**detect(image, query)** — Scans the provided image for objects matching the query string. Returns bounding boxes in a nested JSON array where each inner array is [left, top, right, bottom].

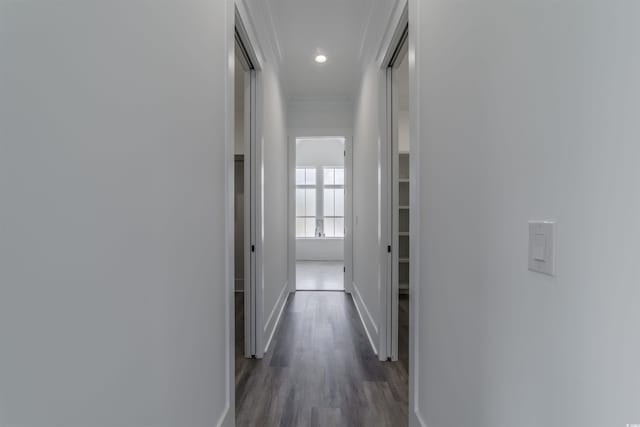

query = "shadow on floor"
[[235, 291, 408, 426]]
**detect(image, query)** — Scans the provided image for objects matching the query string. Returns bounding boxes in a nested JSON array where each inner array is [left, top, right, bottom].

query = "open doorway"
[[378, 6, 409, 365], [387, 24, 409, 365], [234, 13, 260, 363], [234, 45, 249, 361], [394, 44, 410, 371], [295, 137, 346, 291]]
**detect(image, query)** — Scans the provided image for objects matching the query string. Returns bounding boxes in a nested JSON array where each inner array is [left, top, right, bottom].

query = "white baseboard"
[[216, 404, 233, 427], [411, 408, 427, 427], [263, 281, 289, 353], [351, 282, 378, 355]]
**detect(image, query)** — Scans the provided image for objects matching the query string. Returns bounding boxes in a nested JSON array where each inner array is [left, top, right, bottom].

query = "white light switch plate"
[[528, 221, 555, 276]]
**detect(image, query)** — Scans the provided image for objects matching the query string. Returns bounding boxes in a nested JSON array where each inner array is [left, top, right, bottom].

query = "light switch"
[[528, 221, 555, 276], [533, 233, 546, 261]]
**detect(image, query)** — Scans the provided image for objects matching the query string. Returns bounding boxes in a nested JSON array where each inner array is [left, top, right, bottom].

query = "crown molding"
[[357, 0, 405, 69], [237, 0, 283, 71], [375, 0, 408, 66]]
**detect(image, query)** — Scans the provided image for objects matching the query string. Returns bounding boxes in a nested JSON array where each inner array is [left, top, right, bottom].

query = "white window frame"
[[295, 166, 345, 239], [295, 167, 318, 238], [321, 166, 345, 238]]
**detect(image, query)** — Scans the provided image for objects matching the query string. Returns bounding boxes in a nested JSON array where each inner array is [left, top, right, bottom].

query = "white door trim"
[[375, 0, 426, 424], [344, 136, 354, 295], [287, 131, 354, 294], [235, 3, 266, 360], [376, 2, 409, 362], [407, 0, 422, 423]]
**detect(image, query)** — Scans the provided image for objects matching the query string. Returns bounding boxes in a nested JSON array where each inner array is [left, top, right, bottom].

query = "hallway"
[[235, 292, 408, 426]]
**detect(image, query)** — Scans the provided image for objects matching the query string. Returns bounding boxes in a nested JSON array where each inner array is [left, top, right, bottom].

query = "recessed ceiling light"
[[314, 54, 327, 64]]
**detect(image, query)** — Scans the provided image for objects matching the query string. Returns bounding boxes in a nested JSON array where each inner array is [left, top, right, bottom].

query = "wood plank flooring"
[[296, 261, 344, 291], [235, 292, 409, 426]]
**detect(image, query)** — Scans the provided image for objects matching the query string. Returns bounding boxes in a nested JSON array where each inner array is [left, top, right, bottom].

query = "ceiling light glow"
[[314, 54, 327, 63]]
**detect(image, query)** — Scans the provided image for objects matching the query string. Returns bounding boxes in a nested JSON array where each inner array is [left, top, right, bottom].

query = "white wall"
[[411, 1, 640, 426], [288, 99, 353, 133], [399, 111, 410, 153], [235, 55, 245, 155], [296, 138, 345, 167], [351, 63, 383, 351], [260, 63, 290, 351], [297, 240, 344, 262], [0, 1, 234, 426]]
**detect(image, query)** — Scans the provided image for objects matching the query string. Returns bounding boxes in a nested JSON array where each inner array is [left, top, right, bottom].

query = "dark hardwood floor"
[[235, 292, 409, 426]]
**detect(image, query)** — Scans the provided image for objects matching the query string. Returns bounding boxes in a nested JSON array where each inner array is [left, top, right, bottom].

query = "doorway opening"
[[379, 5, 409, 365], [392, 41, 410, 371], [295, 137, 346, 291], [234, 12, 260, 364]]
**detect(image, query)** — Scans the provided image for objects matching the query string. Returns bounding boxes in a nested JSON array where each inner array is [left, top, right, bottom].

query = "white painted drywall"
[[411, 1, 640, 426], [296, 138, 345, 167], [398, 111, 409, 153], [288, 99, 353, 133], [0, 1, 233, 426], [398, 45, 410, 154], [260, 63, 289, 350], [235, 55, 245, 155], [351, 63, 383, 348], [297, 239, 344, 261]]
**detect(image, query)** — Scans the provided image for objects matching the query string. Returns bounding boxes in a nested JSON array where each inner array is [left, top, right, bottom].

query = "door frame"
[[235, 4, 266, 359], [376, 1, 425, 425], [288, 132, 354, 295], [377, 2, 409, 363]]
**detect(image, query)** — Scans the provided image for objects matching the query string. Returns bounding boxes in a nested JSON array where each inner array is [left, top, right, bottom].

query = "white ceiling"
[[267, 0, 375, 102]]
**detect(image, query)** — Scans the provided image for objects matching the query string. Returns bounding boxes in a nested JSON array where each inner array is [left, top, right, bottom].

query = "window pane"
[[324, 168, 334, 185], [296, 189, 306, 216], [305, 168, 316, 185], [305, 189, 316, 216], [335, 168, 344, 185], [324, 218, 335, 237], [324, 189, 334, 217], [305, 218, 316, 237], [296, 168, 306, 185], [296, 218, 305, 237], [335, 188, 344, 216], [335, 218, 344, 237]]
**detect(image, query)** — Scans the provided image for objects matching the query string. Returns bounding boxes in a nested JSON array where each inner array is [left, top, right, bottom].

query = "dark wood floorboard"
[[235, 292, 409, 427]]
